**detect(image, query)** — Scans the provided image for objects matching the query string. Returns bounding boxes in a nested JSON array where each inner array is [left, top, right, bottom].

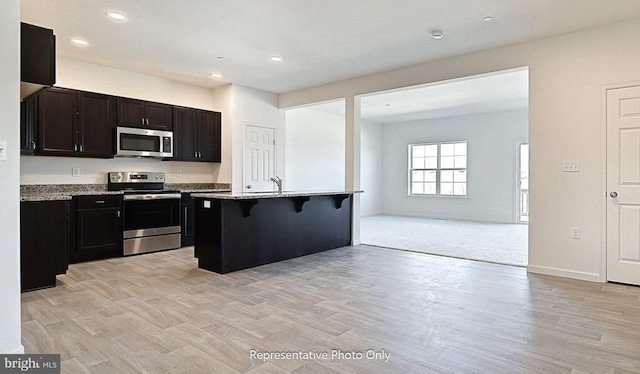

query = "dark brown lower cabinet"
[[71, 195, 123, 263], [181, 193, 195, 247], [21, 200, 70, 292]]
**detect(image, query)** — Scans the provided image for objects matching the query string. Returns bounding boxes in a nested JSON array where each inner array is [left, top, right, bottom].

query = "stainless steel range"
[[108, 172, 181, 256]]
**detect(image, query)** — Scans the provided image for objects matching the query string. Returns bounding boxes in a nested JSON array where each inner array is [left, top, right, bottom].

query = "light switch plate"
[[0, 141, 7, 160], [563, 160, 580, 172]]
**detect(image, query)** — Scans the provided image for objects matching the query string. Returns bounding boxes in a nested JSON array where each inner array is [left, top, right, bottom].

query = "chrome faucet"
[[270, 176, 283, 194]]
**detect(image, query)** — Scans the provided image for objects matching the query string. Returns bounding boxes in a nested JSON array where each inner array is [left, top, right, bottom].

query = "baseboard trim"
[[527, 265, 603, 283]]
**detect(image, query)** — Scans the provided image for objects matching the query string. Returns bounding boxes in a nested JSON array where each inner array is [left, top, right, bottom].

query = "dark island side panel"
[[194, 195, 352, 274]]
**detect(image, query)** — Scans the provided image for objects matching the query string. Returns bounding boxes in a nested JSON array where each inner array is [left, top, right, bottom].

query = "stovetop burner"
[[121, 189, 180, 194]]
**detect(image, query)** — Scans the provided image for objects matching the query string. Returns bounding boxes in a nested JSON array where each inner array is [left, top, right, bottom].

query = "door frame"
[[603, 80, 640, 283], [514, 139, 529, 224], [242, 122, 277, 193]]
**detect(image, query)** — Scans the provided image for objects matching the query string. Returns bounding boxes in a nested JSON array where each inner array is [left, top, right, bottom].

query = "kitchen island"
[[191, 191, 359, 274]]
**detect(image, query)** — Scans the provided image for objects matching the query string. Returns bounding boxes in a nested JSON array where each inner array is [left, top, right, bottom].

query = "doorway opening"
[[358, 67, 529, 267]]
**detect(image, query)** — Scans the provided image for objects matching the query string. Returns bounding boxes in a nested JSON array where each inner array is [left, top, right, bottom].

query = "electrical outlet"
[[563, 160, 580, 172], [571, 227, 580, 239], [72, 167, 80, 177], [177, 170, 182, 177]]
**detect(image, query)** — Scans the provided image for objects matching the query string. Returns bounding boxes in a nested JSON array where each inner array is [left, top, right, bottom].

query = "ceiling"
[[20, 1, 640, 94], [305, 68, 528, 123]]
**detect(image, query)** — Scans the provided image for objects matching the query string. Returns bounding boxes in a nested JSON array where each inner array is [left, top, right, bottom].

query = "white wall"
[[360, 119, 383, 216], [20, 57, 227, 185], [381, 110, 528, 223], [229, 84, 285, 193], [280, 18, 640, 282], [285, 107, 345, 191], [0, 0, 23, 354], [211, 84, 233, 185]]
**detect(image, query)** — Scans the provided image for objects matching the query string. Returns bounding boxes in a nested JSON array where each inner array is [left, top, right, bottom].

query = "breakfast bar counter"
[[191, 191, 360, 274]]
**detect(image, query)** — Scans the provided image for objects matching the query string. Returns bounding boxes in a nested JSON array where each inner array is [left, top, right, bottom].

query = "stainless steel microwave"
[[115, 127, 173, 158]]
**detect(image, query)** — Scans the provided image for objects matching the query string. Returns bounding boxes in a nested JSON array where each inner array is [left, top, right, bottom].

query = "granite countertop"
[[21, 183, 232, 202], [192, 190, 363, 200]]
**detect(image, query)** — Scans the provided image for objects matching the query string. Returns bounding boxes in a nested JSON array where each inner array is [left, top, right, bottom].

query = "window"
[[409, 141, 467, 196]]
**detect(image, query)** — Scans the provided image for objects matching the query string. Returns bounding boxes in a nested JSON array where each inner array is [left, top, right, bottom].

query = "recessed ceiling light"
[[431, 30, 444, 40], [217, 56, 225, 60], [107, 11, 127, 21], [270, 56, 283, 62], [210, 73, 222, 79], [70, 38, 89, 46], [483, 16, 494, 22]]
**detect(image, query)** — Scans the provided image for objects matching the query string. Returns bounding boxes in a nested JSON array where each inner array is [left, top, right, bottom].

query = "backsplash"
[[20, 155, 224, 185]]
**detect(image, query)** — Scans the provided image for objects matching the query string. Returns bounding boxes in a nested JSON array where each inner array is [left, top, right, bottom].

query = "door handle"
[[610, 191, 618, 198], [184, 206, 188, 229]]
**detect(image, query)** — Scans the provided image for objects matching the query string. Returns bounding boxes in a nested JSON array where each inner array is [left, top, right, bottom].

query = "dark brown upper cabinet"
[[172, 107, 221, 162], [21, 22, 56, 98], [26, 87, 115, 158], [78, 92, 117, 158], [117, 97, 172, 131]]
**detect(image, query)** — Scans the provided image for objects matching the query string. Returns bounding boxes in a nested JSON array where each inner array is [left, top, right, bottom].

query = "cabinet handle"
[[74, 144, 78, 152], [95, 200, 105, 204], [146, 118, 150, 126], [184, 206, 188, 229], [31, 141, 35, 150], [141, 118, 145, 125], [194, 151, 198, 158], [80, 144, 84, 152], [117, 209, 121, 218]]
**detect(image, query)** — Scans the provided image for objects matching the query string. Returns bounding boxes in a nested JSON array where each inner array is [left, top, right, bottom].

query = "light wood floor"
[[22, 246, 640, 374]]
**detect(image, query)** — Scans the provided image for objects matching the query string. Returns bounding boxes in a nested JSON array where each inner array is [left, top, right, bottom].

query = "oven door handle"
[[123, 193, 182, 201]]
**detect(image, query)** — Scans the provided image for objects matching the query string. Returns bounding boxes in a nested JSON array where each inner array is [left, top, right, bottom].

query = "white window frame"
[[408, 141, 467, 197]]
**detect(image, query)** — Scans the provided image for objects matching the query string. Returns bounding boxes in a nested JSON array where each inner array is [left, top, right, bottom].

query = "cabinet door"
[[197, 110, 221, 162], [74, 196, 123, 263], [117, 97, 146, 128], [78, 92, 115, 158], [145, 102, 173, 131], [21, 23, 56, 86], [20, 99, 36, 154], [21, 201, 69, 292], [173, 107, 197, 160], [37, 88, 77, 156], [181, 194, 195, 247]]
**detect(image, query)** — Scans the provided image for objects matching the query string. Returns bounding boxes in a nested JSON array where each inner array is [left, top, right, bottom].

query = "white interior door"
[[607, 85, 640, 285], [244, 125, 275, 192]]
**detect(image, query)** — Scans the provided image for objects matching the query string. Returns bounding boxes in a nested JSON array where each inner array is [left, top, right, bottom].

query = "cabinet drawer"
[[76, 195, 122, 209]]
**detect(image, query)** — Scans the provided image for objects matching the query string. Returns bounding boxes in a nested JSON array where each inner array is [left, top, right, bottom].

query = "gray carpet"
[[360, 215, 528, 266]]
